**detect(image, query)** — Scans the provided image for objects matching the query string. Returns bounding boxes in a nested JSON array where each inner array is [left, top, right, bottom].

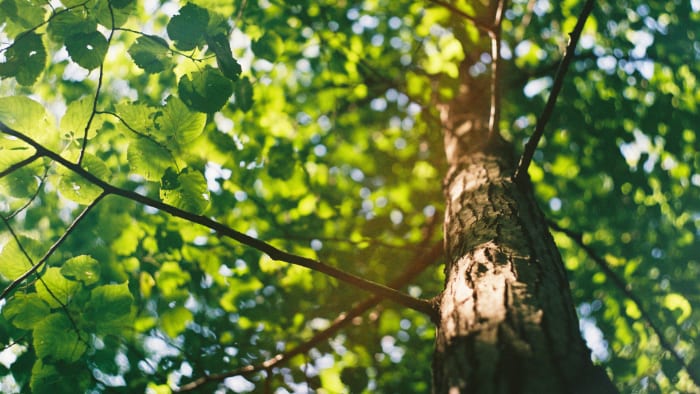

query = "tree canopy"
[[0, 0, 698, 393]]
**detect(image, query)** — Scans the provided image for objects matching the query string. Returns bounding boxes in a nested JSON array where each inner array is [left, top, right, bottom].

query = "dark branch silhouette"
[[0, 121, 437, 318], [177, 242, 442, 392], [0, 152, 40, 179], [513, 0, 595, 184], [0, 193, 106, 301], [548, 220, 700, 388]]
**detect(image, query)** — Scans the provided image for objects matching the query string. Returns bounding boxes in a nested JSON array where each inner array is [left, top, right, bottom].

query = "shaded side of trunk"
[[431, 38, 617, 394]]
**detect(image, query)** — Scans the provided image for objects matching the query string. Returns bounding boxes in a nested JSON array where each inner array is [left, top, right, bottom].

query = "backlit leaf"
[[65, 31, 108, 70], [206, 33, 241, 81], [58, 153, 108, 204], [85, 282, 134, 334], [33, 313, 87, 362], [160, 96, 207, 144], [178, 66, 233, 113], [160, 167, 210, 214], [128, 34, 171, 73], [60, 255, 101, 285], [0, 96, 55, 145], [36, 267, 79, 308], [0, 32, 46, 85], [2, 293, 50, 330], [47, 9, 96, 42], [0, 235, 39, 281], [167, 3, 209, 51], [127, 137, 175, 181], [160, 305, 193, 338], [60, 97, 102, 140]]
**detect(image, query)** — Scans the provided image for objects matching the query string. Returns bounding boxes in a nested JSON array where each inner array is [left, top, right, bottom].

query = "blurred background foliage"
[[0, 0, 698, 392]]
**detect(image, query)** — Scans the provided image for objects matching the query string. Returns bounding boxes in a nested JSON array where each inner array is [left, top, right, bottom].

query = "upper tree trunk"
[[431, 13, 618, 394]]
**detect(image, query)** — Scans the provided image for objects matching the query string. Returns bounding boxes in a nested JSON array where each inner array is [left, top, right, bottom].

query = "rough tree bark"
[[430, 4, 619, 393]]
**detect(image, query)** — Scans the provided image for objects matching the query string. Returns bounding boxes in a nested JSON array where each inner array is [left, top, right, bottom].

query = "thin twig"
[[97, 110, 179, 170], [0, 152, 40, 179], [0, 122, 436, 317], [0, 1, 90, 53], [78, 3, 116, 165], [233, 0, 249, 29], [0, 216, 87, 342], [0, 193, 106, 301], [513, 0, 595, 184], [176, 242, 442, 392], [548, 221, 700, 388], [115, 27, 213, 62]]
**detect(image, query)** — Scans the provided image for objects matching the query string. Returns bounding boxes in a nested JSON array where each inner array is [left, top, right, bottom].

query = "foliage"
[[0, 0, 698, 393]]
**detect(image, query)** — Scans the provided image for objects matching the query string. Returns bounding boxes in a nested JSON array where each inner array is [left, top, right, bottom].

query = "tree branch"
[[0, 193, 106, 301], [0, 122, 436, 317], [513, 0, 595, 184], [78, 2, 115, 165], [548, 221, 700, 388], [176, 242, 443, 392], [0, 152, 40, 179]]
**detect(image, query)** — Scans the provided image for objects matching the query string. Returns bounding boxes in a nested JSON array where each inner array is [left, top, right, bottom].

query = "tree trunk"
[[431, 41, 618, 394]]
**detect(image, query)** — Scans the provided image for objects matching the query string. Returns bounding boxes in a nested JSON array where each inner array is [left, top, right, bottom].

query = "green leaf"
[[206, 33, 241, 81], [115, 101, 157, 134], [58, 153, 108, 204], [252, 32, 284, 61], [59, 97, 102, 140], [178, 66, 233, 113], [0, 32, 46, 85], [65, 31, 108, 70], [267, 140, 295, 180], [160, 96, 207, 144], [341, 367, 370, 393], [93, 0, 134, 28], [0, 0, 46, 35], [0, 137, 35, 171], [85, 282, 134, 334], [127, 34, 171, 73], [159, 305, 193, 338], [0, 96, 55, 144], [47, 9, 96, 43], [127, 137, 175, 181], [33, 313, 87, 362], [167, 3, 209, 51], [30, 359, 89, 394], [155, 261, 191, 302], [2, 293, 51, 330], [234, 77, 254, 113], [36, 267, 79, 308], [160, 167, 210, 214], [0, 235, 39, 281], [60, 255, 101, 285], [109, 0, 134, 9], [0, 163, 41, 198]]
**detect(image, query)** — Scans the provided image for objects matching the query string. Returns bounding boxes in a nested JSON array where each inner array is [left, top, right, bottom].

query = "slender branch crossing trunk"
[[431, 8, 618, 393]]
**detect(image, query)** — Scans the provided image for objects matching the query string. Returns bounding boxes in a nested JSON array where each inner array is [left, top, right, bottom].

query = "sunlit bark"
[[432, 39, 618, 394]]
